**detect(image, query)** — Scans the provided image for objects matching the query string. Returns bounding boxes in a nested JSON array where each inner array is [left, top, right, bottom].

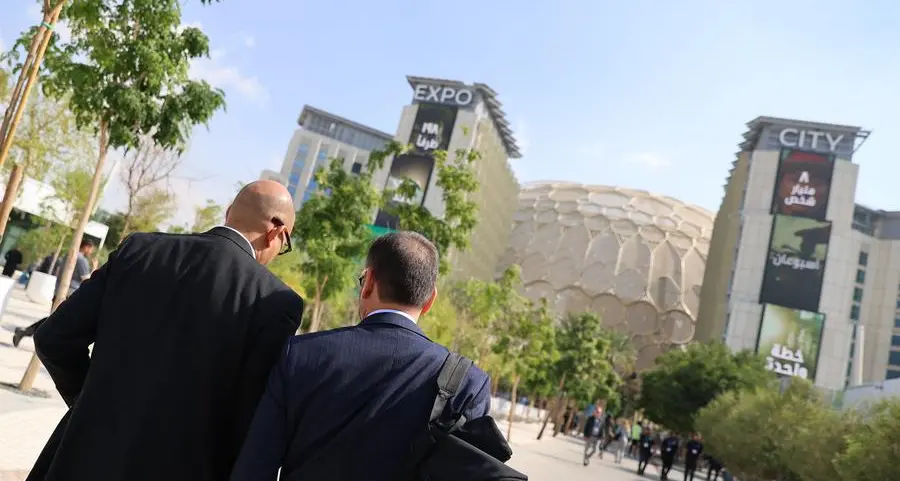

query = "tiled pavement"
[[0, 287, 65, 481]]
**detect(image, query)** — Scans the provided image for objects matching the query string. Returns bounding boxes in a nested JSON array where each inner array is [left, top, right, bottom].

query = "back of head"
[[224, 180, 296, 264], [365, 231, 438, 308]]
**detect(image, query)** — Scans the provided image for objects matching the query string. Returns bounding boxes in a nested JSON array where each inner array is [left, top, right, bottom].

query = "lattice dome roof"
[[499, 182, 716, 370]]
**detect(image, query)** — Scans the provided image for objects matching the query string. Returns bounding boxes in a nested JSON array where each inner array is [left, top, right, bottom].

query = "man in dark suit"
[[28, 180, 304, 481], [230, 231, 491, 481]]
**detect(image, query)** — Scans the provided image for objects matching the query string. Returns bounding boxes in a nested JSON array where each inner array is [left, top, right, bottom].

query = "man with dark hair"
[[26, 180, 304, 481], [231, 231, 491, 481], [12, 239, 96, 348]]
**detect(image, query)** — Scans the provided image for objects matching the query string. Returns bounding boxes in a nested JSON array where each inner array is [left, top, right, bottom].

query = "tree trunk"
[[0, 163, 25, 239], [537, 373, 566, 440], [49, 235, 64, 273], [506, 374, 520, 441], [527, 394, 536, 421], [19, 118, 108, 392], [0, 3, 65, 171], [565, 403, 578, 434], [307, 275, 329, 333], [491, 374, 500, 397]]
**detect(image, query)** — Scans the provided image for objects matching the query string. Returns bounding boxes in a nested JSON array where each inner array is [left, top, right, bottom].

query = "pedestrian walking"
[[659, 432, 679, 479], [705, 455, 723, 481], [27, 180, 303, 481], [636, 426, 655, 475], [612, 420, 628, 464], [582, 407, 605, 466], [230, 232, 501, 481], [629, 421, 643, 457], [13, 240, 96, 348], [684, 433, 704, 481]]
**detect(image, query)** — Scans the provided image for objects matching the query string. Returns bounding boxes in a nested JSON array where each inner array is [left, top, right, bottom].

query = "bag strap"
[[430, 351, 473, 430]]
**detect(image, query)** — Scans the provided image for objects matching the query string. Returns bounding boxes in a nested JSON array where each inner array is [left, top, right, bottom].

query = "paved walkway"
[[503, 422, 667, 481], [0, 287, 66, 481]]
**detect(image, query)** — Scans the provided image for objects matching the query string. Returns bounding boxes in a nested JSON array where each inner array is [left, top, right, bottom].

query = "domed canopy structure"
[[499, 182, 716, 370]]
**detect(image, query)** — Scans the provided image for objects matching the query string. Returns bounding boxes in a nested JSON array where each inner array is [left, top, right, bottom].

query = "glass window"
[[858, 251, 869, 266], [895, 317, 900, 328], [856, 269, 866, 284], [853, 287, 863, 302], [316, 145, 329, 165], [888, 369, 900, 380], [896, 299, 900, 310], [287, 184, 296, 197], [296, 143, 310, 160], [850, 304, 860, 321], [288, 173, 300, 184], [890, 351, 900, 367], [893, 335, 900, 347], [351, 162, 362, 174]]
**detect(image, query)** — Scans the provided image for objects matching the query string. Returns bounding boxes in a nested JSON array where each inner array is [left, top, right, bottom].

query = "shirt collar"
[[365, 308, 418, 324], [216, 225, 256, 260]]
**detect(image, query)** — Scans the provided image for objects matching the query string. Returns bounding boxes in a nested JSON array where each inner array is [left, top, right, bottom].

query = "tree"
[[555, 312, 616, 406], [12, 0, 226, 391], [638, 342, 773, 434], [834, 399, 900, 481], [386, 146, 480, 274], [292, 146, 397, 332], [494, 294, 558, 441], [129, 187, 176, 233], [418, 291, 459, 348], [0, 83, 92, 238], [266, 251, 304, 297], [192, 198, 222, 232], [697, 380, 854, 481], [92, 209, 126, 247], [0, 1, 68, 171], [119, 138, 181, 236]]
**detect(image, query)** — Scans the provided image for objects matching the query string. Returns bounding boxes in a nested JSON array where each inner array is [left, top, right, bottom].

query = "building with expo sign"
[[697, 116, 872, 392], [264, 76, 520, 281]]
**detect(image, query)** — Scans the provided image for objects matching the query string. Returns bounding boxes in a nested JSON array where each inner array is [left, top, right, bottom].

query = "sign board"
[[778, 128, 845, 153], [412, 83, 474, 107]]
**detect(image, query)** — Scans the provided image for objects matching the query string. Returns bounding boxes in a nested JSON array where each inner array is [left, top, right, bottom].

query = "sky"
[[3, 0, 900, 226]]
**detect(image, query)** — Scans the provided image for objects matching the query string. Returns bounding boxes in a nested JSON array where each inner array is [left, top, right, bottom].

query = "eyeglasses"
[[272, 217, 292, 256], [358, 269, 367, 287]]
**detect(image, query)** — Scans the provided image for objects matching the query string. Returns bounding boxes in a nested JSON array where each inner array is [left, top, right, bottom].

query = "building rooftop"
[[406, 75, 522, 159], [297, 105, 395, 141], [738, 116, 870, 152]]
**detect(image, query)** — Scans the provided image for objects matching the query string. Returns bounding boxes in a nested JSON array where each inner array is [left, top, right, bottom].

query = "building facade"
[[264, 76, 521, 281], [374, 76, 520, 280], [697, 116, 870, 391], [266, 106, 394, 210]]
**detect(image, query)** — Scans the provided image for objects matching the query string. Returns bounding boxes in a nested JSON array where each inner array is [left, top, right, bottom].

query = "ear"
[[419, 286, 438, 316], [360, 269, 376, 299], [265, 225, 282, 248]]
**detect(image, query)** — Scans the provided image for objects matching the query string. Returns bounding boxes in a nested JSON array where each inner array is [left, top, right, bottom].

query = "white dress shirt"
[[216, 225, 256, 259], [365, 309, 418, 324]]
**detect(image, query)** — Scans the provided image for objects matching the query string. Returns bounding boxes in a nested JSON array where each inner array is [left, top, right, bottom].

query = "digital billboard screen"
[[771, 149, 835, 220], [409, 103, 457, 155], [757, 304, 826, 381], [759, 214, 831, 312]]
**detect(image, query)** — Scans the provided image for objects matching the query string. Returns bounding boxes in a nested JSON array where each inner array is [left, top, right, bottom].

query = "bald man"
[[27, 181, 305, 481]]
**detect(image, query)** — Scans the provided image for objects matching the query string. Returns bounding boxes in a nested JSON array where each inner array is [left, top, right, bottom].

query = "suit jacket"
[[29, 227, 304, 481], [229, 311, 491, 481]]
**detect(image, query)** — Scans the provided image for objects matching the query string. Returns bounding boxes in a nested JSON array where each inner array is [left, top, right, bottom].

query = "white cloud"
[[189, 49, 268, 106], [625, 152, 672, 171], [238, 32, 256, 48]]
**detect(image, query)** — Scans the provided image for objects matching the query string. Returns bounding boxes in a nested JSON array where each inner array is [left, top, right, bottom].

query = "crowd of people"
[[9, 180, 523, 481], [575, 404, 732, 480]]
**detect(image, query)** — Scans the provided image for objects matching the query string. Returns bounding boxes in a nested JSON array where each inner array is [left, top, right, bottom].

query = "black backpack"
[[397, 352, 528, 481]]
